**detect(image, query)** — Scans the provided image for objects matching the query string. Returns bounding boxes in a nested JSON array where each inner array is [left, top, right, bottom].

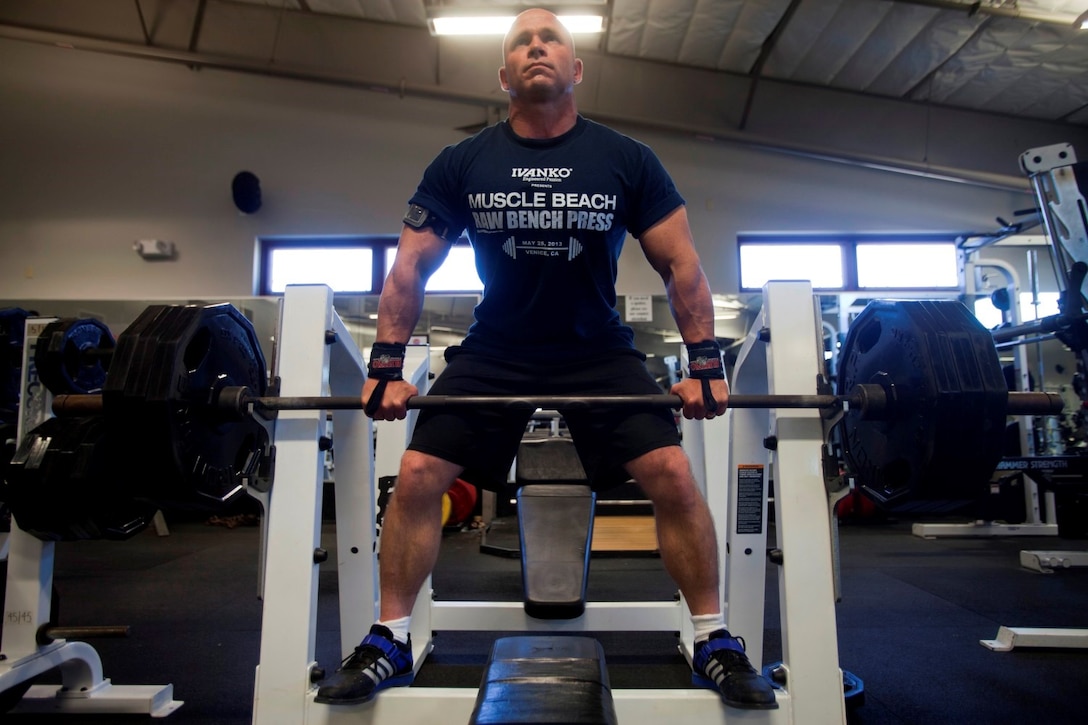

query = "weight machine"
[[982, 142, 1088, 652], [251, 281, 849, 724], [912, 143, 1088, 541]]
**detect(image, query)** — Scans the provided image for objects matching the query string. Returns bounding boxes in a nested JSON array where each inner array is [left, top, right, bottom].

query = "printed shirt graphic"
[[409, 116, 683, 362]]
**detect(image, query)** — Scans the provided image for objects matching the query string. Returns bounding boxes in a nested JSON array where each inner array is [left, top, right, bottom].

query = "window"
[[257, 236, 481, 295], [856, 243, 959, 289], [258, 237, 391, 295], [738, 234, 960, 292], [739, 243, 844, 290], [265, 247, 375, 294], [386, 246, 484, 293], [973, 292, 1061, 329]]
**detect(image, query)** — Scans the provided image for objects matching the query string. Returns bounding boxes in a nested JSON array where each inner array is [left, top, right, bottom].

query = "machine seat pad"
[[468, 636, 617, 725], [518, 485, 595, 619]]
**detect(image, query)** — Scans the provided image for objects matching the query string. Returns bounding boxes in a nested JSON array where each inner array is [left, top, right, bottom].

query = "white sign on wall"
[[625, 295, 653, 322]]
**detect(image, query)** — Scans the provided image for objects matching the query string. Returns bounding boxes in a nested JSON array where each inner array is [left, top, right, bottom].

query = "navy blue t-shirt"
[[408, 116, 684, 362]]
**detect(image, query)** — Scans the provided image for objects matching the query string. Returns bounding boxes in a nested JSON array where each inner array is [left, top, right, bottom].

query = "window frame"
[[257, 235, 480, 296], [738, 232, 963, 293]]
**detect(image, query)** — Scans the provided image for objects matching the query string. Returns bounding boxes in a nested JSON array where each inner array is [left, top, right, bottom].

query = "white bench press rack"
[[252, 281, 849, 725]]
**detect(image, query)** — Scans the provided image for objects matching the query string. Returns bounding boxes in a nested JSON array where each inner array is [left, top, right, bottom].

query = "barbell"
[[50, 384, 1060, 421], [1, 297, 1066, 541]]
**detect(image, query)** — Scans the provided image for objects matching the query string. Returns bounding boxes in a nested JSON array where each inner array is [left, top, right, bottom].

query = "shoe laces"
[[709, 641, 756, 675], [341, 642, 385, 671]]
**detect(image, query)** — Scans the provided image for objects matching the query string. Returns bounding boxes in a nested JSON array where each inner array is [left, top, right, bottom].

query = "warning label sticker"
[[736, 464, 764, 535]]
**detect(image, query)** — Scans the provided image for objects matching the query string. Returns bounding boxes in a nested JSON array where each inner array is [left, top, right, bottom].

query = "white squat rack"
[[252, 281, 848, 725]]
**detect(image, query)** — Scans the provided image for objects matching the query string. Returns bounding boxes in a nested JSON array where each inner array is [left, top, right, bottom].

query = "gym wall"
[[0, 35, 1083, 301]]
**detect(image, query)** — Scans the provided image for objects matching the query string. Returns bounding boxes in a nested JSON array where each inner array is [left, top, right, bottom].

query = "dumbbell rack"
[[252, 282, 848, 724], [0, 317, 182, 717]]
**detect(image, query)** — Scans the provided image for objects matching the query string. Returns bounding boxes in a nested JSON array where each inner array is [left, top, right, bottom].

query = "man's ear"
[[573, 58, 583, 85], [499, 66, 509, 92]]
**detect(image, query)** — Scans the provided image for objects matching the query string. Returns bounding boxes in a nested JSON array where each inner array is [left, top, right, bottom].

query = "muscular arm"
[[639, 206, 716, 345], [364, 225, 452, 419], [377, 225, 453, 342], [639, 205, 727, 419]]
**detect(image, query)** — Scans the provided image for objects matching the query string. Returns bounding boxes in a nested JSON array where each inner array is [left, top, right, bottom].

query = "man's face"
[[499, 10, 583, 101]]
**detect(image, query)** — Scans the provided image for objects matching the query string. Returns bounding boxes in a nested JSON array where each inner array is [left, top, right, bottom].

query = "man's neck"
[[506, 98, 578, 140]]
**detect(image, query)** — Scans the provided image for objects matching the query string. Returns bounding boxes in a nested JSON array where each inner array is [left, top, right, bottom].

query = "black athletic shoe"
[[314, 624, 414, 704], [692, 629, 778, 709]]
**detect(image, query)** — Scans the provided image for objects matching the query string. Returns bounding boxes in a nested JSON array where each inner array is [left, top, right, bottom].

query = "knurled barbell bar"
[[49, 384, 1062, 421]]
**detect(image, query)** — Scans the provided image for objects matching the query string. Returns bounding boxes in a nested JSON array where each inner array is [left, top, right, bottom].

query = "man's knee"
[[628, 446, 703, 507], [396, 450, 462, 500]]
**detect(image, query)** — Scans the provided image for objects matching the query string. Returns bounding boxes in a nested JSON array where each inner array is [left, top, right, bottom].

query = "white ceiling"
[[224, 0, 1088, 126], [2, 0, 1086, 186]]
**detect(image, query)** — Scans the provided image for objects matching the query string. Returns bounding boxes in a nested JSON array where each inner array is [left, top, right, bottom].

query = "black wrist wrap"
[[686, 341, 725, 379], [368, 342, 406, 381], [365, 342, 406, 416], [686, 340, 725, 414]]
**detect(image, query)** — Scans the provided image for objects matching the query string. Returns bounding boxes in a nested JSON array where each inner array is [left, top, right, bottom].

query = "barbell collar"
[[1005, 391, 1065, 416], [51, 393, 106, 416]]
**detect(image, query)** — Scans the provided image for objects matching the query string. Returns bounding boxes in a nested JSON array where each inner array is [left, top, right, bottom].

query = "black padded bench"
[[468, 636, 618, 725]]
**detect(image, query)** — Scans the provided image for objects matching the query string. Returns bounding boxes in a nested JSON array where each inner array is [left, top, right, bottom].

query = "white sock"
[[377, 616, 411, 644], [692, 612, 727, 644]]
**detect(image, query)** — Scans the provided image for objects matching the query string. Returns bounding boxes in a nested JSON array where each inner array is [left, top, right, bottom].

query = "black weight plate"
[[837, 300, 1007, 508], [1, 308, 30, 422], [103, 304, 269, 507], [1, 421, 16, 471], [4, 416, 156, 541], [35, 318, 116, 395]]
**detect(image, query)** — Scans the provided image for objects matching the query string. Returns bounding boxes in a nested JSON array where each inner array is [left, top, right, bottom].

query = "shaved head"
[[502, 9, 576, 59]]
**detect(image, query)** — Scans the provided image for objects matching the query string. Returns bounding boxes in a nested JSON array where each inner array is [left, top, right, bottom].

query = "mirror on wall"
[[332, 293, 760, 391], [1, 292, 759, 395], [3, 290, 1078, 416], [0, 297, 283, 370]]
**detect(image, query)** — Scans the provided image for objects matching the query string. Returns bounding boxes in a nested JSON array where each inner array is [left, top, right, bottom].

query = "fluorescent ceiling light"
[[430, 14, 603, 36], [431, 16, 516, 35], [554, 15, 604, 33]]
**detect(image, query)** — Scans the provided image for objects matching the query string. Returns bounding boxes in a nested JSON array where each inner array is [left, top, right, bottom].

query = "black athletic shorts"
[[406, 346, 681, 492]]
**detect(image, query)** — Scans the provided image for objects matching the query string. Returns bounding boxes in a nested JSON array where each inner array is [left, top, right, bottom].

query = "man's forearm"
[[375, 272, 425, 343], [667, 263, 717, 343]]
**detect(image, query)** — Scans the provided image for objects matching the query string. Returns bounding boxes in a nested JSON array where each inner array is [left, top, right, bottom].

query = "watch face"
[[405, 204, 429, 227]]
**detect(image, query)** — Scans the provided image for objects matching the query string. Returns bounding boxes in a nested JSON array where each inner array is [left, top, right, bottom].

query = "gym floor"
[[3, 507, 1087, 724]]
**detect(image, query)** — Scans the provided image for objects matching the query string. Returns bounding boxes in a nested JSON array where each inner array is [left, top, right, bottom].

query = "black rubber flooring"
[[2, 511, 1087, 724]]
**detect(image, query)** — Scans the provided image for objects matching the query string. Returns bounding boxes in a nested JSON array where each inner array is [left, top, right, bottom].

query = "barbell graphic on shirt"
[[503, 236, 584, 261]]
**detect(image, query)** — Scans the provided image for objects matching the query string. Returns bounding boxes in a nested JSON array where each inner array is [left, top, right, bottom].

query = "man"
[[315, 8, 777, 710]]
